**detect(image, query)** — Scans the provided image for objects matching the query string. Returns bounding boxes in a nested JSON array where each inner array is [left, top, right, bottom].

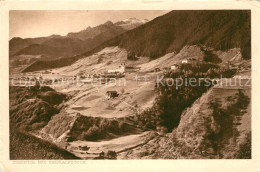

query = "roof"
[[106, 91, 118, 93]]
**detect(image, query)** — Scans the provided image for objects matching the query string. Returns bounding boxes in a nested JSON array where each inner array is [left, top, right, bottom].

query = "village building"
[[181, 57, 197, 65], [181, 59, 188, 64], [170, 64, 179, 70], [26, 98, 36, 103], [108, 63, 125, 74]]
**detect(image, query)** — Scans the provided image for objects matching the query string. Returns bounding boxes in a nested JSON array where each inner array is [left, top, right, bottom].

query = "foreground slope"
[[119, 79, 251, 159], [10, 130, 80, 160], [9, 86, 80, 159], [9, 43, 251, 159]]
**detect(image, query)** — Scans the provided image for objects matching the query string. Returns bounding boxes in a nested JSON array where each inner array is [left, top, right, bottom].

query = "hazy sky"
[[9, 10, 169, 39]]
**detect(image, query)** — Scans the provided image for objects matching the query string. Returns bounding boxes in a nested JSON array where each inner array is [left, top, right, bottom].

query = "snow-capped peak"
[[121, 17, 149, 24], [115, 18, 149, 30]]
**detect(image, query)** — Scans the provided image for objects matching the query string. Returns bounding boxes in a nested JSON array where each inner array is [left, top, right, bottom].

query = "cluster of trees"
[[96, 150, 117, 159], [82, 120, 128, 141], [200, 47, 222, 63], [206, 68, 236, 78], [69, 116, 128, 141], [207, 89, 250, 158], [165, 63, 236, 79], [127, 52, 138, 61], [136, 62, 236, 132], [9, 86, 63, 132]]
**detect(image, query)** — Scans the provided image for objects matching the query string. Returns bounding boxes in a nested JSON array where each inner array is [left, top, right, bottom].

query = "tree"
[[127, 52, 137, 61], [107, 150, 117, 159], [99, 151, 105, 159]]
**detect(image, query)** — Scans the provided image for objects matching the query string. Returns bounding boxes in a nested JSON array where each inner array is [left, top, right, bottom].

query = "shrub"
[[201, 47, 222, 63], [206, 90, 250, 157], [236, 132, 251, 159], [106, 150, 117, 159], [127, 52, 138, 61], [83, 125, 101, 141]]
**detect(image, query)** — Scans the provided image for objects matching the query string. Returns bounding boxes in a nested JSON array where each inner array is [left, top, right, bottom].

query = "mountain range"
[[10, 10, 251, 73], [10, 18, 148, 59], [88, 10, 250, 59]]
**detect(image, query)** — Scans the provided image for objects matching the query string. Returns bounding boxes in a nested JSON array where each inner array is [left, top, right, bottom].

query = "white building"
[[170, 64, 179, 70], [181, 59, 188, 64], [108, 63, 125, 73]]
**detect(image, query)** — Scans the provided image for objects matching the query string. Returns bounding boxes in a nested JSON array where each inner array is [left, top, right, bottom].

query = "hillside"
[[9, 86, 82, 159], [10, 23, 123, 60], [10, 18, 148, 73], [14, 44, 65, 58], [21, 10, 250, 73], [9, 35, 62, 56], [21, 56, 80, 72], [10, 130, 80, 160], [9, 47, 251, 160], [83, 10, 251, 59], [119, 80, 251, 159]]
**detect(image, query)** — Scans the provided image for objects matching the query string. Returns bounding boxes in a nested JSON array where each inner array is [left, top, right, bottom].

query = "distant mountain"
[[9, 35, 61, 56], [14, 44, 64, 58], [22, 10, 251, 72], [84, 10, 250, 60], [10, 18, 147, 60], [66, 21, 124, 40]]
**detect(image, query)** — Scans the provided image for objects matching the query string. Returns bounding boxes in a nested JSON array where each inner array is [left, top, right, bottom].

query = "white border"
[[1, 1, 260, 172]]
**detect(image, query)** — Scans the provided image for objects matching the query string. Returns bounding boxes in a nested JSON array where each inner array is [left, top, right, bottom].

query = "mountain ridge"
[[20, 10, 251, 73], [87, 10, 250, 59], [10, 18, 147, 60]]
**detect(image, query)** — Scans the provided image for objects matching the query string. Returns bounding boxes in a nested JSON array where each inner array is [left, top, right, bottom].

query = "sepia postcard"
[[0, 0, 260, 172]]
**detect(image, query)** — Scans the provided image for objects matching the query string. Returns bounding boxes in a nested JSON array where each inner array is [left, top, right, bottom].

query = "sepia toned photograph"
[[8, 10, 251, 160]]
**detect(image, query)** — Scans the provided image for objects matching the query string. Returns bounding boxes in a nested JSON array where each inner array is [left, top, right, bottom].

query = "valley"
[[9, 10, 251, 160], [9, 45, 251, 159]]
